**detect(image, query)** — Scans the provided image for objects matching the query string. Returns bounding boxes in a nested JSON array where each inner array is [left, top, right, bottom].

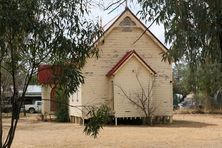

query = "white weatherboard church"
[[68, 7, 173, 124], [40, 7, 173, 124]]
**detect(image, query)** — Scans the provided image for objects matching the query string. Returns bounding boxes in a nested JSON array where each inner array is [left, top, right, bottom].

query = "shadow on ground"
[[155, 120, 217, 128], [106, 118, 217, 128]]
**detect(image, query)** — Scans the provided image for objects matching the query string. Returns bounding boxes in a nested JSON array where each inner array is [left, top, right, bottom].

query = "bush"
[[84, 105, 111, 138], [55, 88, 70, 122]]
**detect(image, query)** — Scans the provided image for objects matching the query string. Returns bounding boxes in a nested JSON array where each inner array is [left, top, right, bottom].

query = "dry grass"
[[2, 114, 222, 148]]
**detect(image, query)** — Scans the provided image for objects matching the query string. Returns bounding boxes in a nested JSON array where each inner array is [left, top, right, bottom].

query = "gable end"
[[95, 7, 168, 52], [106, 50, 156, 77]]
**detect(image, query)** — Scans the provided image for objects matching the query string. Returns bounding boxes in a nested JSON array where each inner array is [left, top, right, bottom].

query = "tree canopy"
[[136, 0, 222, 99], [0, 0, 105, 147], [138, 0, 222, 64], [107, 0, 222, 94]]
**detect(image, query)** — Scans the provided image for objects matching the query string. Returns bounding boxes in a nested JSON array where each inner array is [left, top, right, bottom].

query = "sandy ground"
[[2, 114, 222, 148]]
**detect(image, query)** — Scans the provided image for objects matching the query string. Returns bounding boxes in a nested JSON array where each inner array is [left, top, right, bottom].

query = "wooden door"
[[50, 87, 57, 112]]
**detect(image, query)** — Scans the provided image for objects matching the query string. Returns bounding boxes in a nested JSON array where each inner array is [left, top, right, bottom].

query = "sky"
[[88, 0, 166, 46]]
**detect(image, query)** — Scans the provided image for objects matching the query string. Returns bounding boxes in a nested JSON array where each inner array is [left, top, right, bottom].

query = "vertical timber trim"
[[112, 79, 114, 112], [115, 118, 118, 126], [169, 116, 173, 123]]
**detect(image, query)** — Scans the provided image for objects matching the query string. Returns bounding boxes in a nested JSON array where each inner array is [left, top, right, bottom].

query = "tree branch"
[[133, 15, 159, 45], [106, 0, 125, 14]]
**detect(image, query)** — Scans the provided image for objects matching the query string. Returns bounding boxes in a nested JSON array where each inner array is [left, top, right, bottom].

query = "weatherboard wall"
[[71, 10, 173, 118], [113, 56, 154, 117], [41, 85, 52, 114]]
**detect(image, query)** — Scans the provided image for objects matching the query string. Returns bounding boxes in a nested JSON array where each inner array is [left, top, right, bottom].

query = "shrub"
[[55, 88, 70, 122]]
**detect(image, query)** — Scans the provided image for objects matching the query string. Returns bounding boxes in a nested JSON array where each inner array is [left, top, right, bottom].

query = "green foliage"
[[55, 88, 70, 122], [0, 0, 102, 93], [138, 0, 222, 64], [173, 62, 222, 105], [84, 105, 111, 138], [173, 94, 180, 107], [138, 0, 222, 103], [29, 75, 38, 85], [173, 63, 190, 95], [196, 63, 222, 97], [0, 0, 102, 147]]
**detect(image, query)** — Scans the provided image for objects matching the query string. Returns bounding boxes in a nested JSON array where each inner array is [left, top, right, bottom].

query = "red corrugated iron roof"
[[37, 65, 62, 85], [106, 50, 156, 77]]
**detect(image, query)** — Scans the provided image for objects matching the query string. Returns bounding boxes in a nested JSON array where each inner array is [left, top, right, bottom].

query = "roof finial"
[[125, 0, 128, 9], [99, 16, 102, 28]]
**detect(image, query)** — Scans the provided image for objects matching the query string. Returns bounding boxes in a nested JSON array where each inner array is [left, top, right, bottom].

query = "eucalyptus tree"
[[106, 0, 222, 93], [137, 0, 222, 95], [137, 0, 222, 63], [0, 0, 107, 147]]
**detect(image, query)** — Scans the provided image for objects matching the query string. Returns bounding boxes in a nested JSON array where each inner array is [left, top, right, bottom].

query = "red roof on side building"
[[106, 50, 156, 77], [37, 65, 62, 85]]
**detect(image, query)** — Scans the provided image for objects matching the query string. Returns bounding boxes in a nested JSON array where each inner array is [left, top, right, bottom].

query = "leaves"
[[84, 105, 111, 138], [55, 87, 70, 122], [138, 0, 222, 64], [0, 0, 102, 98], [0, 0, 103, 146], [138, 0, 222, 102]]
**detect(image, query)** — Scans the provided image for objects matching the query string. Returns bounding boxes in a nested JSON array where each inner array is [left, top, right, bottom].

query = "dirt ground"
[[3, 114, 222, 148]]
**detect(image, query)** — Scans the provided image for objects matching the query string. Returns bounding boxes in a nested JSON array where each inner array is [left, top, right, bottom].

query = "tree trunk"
[[2, 39, 20, 148], [0, 61, 3, 148], [217, 9, 222, 68], [219, 31, 222, 72]]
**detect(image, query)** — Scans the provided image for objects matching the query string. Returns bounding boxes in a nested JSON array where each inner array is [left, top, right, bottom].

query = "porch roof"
[[106, 50, 156, 77]]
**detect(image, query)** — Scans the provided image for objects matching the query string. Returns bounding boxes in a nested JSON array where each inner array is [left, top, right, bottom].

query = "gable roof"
[[95, 7, 168, 52], [106, 50, 156, 77], [38, 65, 53, 84], [38, 65, 62, 85]]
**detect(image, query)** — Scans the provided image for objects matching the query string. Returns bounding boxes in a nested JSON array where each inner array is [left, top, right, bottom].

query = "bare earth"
[[3, 114, 222, 148]]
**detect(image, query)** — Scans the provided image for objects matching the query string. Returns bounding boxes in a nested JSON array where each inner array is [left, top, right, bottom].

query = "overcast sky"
[[88, 0, 166, 46]]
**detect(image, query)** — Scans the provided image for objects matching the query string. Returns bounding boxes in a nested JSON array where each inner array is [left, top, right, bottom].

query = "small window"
[[37, 102, 42, 106], [119, 17, 136, 32], [119, 17, 136, 27]]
